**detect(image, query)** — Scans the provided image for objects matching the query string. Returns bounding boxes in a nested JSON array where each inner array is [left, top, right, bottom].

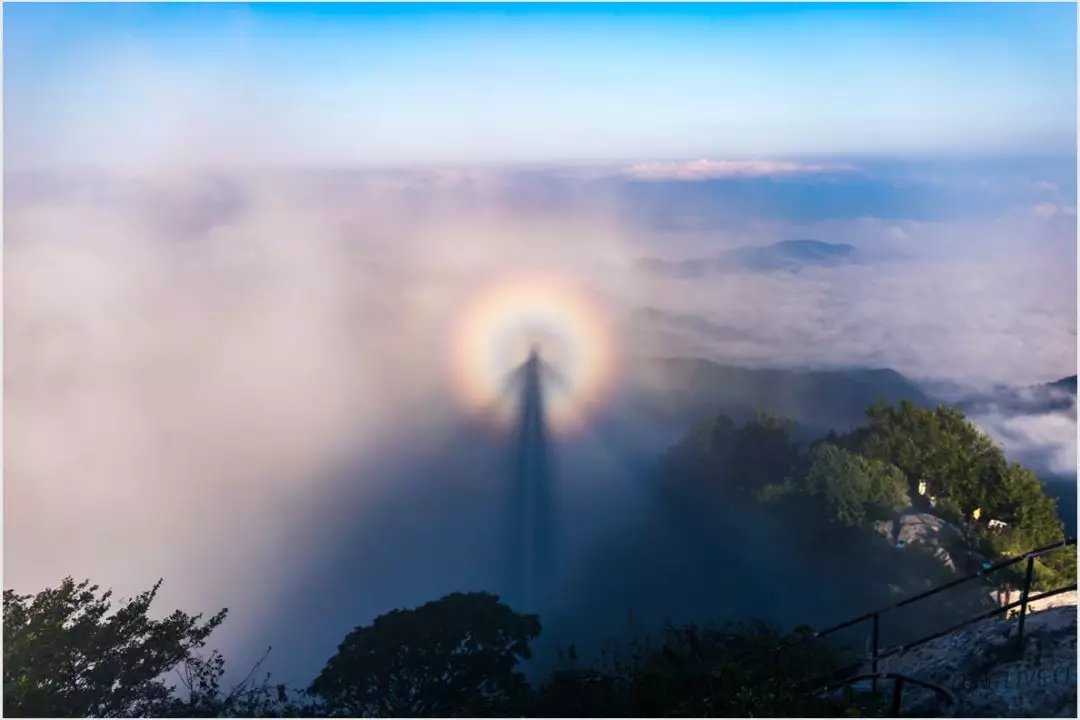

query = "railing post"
[[1016, 555, 1035, 646], [871, 612, 880, 694], [889, 675, 905, 717]]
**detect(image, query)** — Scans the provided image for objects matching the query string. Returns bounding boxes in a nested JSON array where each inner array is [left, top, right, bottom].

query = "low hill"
[[627, 357, 934, 442]]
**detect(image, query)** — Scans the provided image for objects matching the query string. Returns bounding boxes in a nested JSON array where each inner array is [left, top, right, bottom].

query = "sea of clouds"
[[5, 158, 1076, 681]]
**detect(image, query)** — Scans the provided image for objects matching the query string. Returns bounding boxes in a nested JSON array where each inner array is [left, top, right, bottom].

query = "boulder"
[[875, 511, 980, 574]]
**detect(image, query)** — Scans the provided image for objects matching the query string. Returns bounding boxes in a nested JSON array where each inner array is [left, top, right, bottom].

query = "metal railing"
[[807, 536, 1076, 715], [818, 672, 958, 718]]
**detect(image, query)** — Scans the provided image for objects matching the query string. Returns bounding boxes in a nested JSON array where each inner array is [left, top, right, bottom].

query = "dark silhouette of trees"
[[658, 411, 800, 499], [534, 668, 628, 717], [728, 413, 801, 494], [622, 622, 848, 717], [535, 622, 849, 717], [3, 578, 226, 718], [3, 580, 856, 718], [309, 591, 540, 717]]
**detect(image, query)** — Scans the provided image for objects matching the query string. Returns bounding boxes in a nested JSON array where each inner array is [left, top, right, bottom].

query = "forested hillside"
[[629, 357, 933, 441], [4, 400, 1074, 718]]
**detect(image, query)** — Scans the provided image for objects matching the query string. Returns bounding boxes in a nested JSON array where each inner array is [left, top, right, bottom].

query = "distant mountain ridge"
[[1049, 375, 1077, 394], [628, 356, 933, 443], [959, 374, 1078, 416], [637, 239, 860, 278]]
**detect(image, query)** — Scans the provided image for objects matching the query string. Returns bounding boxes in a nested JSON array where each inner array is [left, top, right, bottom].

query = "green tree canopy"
[[309, 591, 540, 717], [3, 578, 226, 718], [660, 412, 800, 497], [840, 401, 1068, 528], [801, 443, 910, 527], [840, 401, 1071, 586]]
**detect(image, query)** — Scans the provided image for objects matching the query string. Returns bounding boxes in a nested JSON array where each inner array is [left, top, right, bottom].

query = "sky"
[[4, 2, 1077, 168]]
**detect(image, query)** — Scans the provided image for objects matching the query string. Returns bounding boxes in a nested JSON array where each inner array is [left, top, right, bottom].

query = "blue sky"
[[4, 2, 1077, 167]]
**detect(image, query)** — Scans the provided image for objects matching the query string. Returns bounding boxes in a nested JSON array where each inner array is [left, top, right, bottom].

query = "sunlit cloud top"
[[5, 2, 1076, 170], [624, 159, 858, 181]]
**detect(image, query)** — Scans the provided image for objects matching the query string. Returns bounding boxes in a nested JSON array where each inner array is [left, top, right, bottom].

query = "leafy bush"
[[535, 621, 852, 717]]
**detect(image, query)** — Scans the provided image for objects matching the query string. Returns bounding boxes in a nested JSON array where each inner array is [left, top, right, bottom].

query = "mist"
[[5, 160, 1076, 683]]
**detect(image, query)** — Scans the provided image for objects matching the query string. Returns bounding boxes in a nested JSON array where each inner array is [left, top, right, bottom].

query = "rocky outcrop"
[[877, 605, 1077, 717], [873, 511, 984, 574], [1027, 590, 1078, 615]]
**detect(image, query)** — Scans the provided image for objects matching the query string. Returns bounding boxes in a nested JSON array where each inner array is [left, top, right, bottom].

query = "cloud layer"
[[4, 159, 1075, 680], [624, 159, 856, 181]]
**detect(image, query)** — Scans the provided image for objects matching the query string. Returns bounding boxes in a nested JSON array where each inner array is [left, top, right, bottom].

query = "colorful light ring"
[[449, 274, 617, 434]]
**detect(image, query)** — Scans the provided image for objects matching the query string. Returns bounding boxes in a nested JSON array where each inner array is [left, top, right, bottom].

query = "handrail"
[[815, 672, 958, 717], [880, 583, 1077, 658], [801, 536, 1076, 711], [813, 536, 1076, 638]]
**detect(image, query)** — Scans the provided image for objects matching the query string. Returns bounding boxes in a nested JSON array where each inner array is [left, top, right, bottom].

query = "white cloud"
[[972, 409, 1077, 475], [1034, 180, 1061, 194], [1032, 202, 1060, 220], [888, 225, 910, 241], [623, 158, 856, 181], [2, 167, 634, 666], [625, 202, 1076, 386]]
